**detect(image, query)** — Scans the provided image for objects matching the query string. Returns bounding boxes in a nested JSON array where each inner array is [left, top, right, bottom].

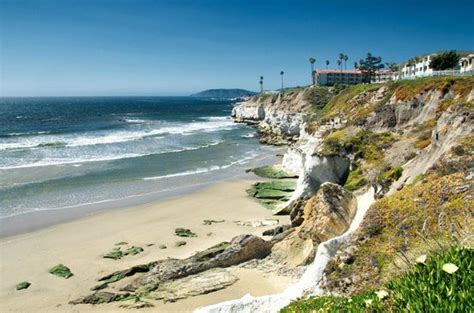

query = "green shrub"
[[386, 246, 473, 312], [344, 162, 368, 191], [304, 87, 333, 114], [281, 246, 473, 312], [377, 165, 403, 184]]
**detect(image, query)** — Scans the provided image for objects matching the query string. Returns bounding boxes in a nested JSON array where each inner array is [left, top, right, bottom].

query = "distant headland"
[[190, 89, 258, 99]]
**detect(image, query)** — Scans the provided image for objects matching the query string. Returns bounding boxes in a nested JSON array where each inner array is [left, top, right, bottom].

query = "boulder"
[[271, 182, 357, 267], [124, 234, 271, 292], [152, 269, 238, 302], [74, 234, 272, 305]]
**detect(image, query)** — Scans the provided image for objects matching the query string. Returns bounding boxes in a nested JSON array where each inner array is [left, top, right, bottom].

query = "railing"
[[393, 69, 473, 81]]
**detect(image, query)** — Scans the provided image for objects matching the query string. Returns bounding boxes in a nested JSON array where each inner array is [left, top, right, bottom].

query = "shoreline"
[[0, 178, 293, 312], [0, 178, 222, 238], [0, 149, 283, 238]]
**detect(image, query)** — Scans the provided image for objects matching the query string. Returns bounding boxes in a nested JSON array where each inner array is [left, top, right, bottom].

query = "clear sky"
[[1, 0, 473, 96]]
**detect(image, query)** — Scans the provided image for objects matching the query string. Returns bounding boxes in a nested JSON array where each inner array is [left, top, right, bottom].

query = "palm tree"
[[325, 60, 330, 70], [280, 71, 284, 91], [337, 59, 342, 72], [338, 53, 344, 70], [309, 57, 316, 85], [259, 76, 264, 93], [343, 54, 349, 70]]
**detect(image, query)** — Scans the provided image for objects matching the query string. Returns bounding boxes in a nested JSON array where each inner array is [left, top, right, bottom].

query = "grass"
[[304, 76, 474, 133], [49, 264, 74, 279], [377, 165, 403, 184], [317, 83, 383, 123], [324, 171, 472, 295], [344, 161, 367, 191], [391, 76, 474, 101], [321, 130, 396, 168], [281, 246, 473, 312], [303, 86, 333, 115]]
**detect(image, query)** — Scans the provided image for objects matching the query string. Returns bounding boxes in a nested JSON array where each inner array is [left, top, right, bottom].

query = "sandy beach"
[[0, 179, 293, 312]]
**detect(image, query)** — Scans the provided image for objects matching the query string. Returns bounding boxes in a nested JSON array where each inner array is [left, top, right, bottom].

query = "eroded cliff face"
[[271, 183, 357, 267], [233, 76, 473, 298], [232, 89, 311, 145]]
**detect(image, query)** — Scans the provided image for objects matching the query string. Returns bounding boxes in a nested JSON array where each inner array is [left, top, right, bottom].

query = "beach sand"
[[0, 179, 293, 312]]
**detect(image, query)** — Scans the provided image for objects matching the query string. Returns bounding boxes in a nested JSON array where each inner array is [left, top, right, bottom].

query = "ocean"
[[0, 97, 277, 235]]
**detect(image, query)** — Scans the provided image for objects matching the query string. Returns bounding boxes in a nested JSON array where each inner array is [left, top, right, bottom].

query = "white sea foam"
[[0, 119, 236, 151], [241, 133, 256, 138], [143, 152, 258, 181], [0, 140, 225, 170], [124, 118, 146, 123], [201, 116, 231, 121], [0, 153, 148, 170]]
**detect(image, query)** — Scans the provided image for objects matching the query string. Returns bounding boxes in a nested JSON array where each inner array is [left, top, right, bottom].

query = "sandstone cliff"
[[231, 76, 473, 311]]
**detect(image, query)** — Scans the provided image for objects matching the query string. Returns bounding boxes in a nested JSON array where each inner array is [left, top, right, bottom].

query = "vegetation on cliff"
[[279, 76, 473, 312], [281, 246, 473, 313]]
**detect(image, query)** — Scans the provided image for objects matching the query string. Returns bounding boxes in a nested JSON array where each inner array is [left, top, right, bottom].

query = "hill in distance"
[[190, 89, 258, 99]]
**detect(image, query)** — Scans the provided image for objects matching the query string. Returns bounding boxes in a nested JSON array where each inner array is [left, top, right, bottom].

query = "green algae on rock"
[[16, 281, 31, 290], [175, 241, 187, 247], [250, 165, 297, 179], [175, 228, 197, 237], [49, 264, 73, 279], [103, 245, 144, 260]]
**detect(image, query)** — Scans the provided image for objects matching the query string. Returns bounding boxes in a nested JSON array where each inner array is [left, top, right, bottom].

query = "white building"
[[460, 54, 474, 73], [372, 68, 395, 83], [399, 53, 436, 79]]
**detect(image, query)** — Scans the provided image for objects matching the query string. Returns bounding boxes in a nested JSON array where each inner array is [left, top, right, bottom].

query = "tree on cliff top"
[[430, 51, 460, 70], [355, 53, 384, 82], [309, 57, 316, 85]]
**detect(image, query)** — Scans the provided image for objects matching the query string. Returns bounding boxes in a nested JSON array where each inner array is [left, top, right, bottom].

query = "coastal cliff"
[[64, 77, 473, 312], [227, 76, 473, 311]]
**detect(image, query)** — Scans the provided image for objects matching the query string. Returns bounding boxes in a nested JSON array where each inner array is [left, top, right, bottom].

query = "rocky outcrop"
[[274, 128, 350, 214], [152, 269, 239, 303], [390, 107, 473, 193], [271, 182, 357, 267], [72, 235, 272, 306], [126, 234, 271, 292], [232, 90, 311, 144]]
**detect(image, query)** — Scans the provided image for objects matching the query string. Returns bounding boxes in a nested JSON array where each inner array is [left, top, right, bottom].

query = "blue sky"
[[1, 0, 473, 96]]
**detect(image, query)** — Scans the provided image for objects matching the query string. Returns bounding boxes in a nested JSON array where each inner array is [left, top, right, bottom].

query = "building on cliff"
[[315, 69, 365, 86], [460, 54, 474, 73], [398, 51, 474, 80], [316, 51, 473, 86]]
